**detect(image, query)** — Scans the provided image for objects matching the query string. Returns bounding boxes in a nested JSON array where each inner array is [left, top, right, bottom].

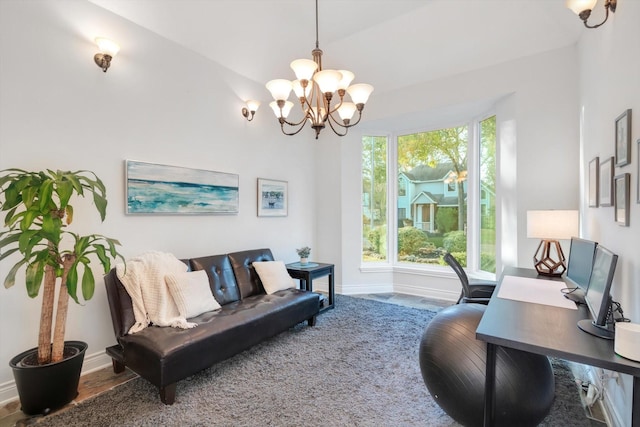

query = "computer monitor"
[[577, 245, 618, 340], [563, 237, 598, 304]]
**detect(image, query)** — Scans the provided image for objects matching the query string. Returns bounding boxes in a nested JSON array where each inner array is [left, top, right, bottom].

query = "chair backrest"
[[444, 252, 470, 295]]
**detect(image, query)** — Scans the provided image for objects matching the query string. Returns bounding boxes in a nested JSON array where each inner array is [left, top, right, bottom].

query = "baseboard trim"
[[393, 283, 459, 302], [0, 350, 112, 407]]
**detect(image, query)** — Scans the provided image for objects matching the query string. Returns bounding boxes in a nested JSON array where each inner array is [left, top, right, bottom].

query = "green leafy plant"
[[296, 246, 311, 258], [397, 226, 429, 256], [0, 169, 123, 365]]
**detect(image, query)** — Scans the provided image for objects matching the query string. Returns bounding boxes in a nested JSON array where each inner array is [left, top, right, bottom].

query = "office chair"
[[444, 252, 497, 305]]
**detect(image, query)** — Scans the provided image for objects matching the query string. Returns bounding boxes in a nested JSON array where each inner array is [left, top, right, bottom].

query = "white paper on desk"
[[497, 275, 577, 310]]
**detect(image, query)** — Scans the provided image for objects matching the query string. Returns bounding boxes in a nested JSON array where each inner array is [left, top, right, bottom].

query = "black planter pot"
[[9, 340, 87, 415]]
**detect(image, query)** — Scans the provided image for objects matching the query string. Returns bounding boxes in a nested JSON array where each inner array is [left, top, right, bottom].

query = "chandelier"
[[265, 0, 374, 139]]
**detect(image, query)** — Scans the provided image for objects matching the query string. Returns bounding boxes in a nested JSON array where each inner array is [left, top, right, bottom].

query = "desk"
[[286, 262, 335, 313], [476, 267, 640, 427]]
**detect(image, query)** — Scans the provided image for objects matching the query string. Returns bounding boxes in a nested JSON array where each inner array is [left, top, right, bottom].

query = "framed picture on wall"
[[257, 178, 288, 217], [588, 157, 599, 207], [637, 139, 640, 203], [125, 160, 239, 214], [615, 109, 632, 167], [599, 156, 614, 207], [614, 173, 630, 226]]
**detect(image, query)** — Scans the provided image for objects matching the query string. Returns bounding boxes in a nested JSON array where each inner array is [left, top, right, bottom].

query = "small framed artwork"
[[615, 109, 632, 167], [588, 157, 599, 207], [257, 178, 288, 217], [599, 156, 614, 207], [614, 173, 630, 226]]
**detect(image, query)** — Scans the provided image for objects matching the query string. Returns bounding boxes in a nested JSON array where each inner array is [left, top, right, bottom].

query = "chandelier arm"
[[326, 116, 349, 137], [326, 109, 364, 129], [279, 118, 309, 136], [282, 114, 309, 128], [326, 112, 348, 129]]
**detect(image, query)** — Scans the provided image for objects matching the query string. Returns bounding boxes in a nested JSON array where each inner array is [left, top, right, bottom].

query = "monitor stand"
[[577, 319, 614, 340], [563, 288, 586, 305]]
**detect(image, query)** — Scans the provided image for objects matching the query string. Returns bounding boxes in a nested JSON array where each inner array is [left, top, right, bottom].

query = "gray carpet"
[[35, 295, 590, 426]]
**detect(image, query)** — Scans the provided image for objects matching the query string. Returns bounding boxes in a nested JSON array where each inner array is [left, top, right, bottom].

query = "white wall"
[[0, 0, 318, 399], [577, 2, 640, 425], [331, 45, 580, 297]]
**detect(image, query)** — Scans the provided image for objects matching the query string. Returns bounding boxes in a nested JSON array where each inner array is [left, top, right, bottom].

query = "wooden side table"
[[286, 262, 335, 313]]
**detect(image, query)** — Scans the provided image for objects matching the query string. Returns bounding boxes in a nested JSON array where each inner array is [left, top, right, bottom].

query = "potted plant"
[[296, 246, 311, 265], [0, 169, 123, 415]]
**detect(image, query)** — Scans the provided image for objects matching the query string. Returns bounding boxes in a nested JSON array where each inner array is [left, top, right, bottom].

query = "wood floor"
[[0, 293, 449, 426]]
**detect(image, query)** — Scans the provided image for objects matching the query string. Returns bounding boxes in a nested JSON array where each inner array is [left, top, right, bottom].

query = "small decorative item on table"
[[296, 246, 311, 265]]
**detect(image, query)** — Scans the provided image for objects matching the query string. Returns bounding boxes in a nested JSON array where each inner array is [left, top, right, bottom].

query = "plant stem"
[[37, 264, 56, 364], [51, 255, 75, 362]]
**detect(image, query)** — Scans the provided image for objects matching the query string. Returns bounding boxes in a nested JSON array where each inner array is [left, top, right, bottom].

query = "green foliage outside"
[[443, 230, 466, 253], [435, 207, 458, 234], [397, 226, 429, 256]]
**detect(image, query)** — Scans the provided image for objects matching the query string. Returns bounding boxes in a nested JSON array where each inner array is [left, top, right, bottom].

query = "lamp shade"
[[337, 102, 357, 121], [347, 83, 374, 105], [290, 59, 318, 81], [245, 100, 260, 112], [313, 70, 343, 94], [336, 70, 355, 90], [266, 79, 293, 101], [566, 0, 598, 14], [95, 37, 120, 57], [269, 100, 293, 118], [526, 210, 579, 240]]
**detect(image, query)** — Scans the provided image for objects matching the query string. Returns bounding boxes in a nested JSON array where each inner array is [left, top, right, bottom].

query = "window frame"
[[360, 111, 496, 279]]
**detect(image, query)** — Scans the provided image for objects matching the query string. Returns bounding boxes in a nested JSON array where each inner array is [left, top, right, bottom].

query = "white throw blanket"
[[116, 251, 196, 334]]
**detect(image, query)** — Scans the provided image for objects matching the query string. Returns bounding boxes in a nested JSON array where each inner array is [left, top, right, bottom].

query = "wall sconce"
[[566, 0, 617, 29], [94, 37, 120, 72], [241, 100, 260, 122], [527, 210, 579, 276]]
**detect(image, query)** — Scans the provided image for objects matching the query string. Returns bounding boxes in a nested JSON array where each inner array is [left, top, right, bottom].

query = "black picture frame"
[[614, 173, 630, 226], [588, 157, 599, 207], [599, 157, 614, 207], [615, 109, 632, 167], [637, 139, 640, 203]]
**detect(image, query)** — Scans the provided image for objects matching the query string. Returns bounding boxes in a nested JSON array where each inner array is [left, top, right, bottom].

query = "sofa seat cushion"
[[118, 288, 319, 387]]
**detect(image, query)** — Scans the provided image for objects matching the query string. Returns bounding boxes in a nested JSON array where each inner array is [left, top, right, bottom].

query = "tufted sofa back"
[[104, 248, 277, 339]]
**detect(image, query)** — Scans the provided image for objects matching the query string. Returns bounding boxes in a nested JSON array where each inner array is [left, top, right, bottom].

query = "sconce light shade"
[[566, 0, 598, 15], [527, 210, 579, 276], [566, 0, 617, 29], [94, 37, 120, 73], [241, 100, 260, 122]]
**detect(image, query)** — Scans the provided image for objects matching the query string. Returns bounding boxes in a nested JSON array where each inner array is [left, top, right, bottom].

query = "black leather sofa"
[[104, 248, 320, 404]]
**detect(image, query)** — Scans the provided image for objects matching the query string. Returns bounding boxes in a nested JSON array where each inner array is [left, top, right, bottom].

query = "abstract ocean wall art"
[[126, 160, 239, 214]]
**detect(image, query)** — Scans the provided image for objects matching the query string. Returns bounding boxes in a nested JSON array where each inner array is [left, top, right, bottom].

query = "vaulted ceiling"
[[89, 0, 588, 96]]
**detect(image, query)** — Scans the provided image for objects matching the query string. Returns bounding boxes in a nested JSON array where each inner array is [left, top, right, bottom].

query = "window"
[[398, 126, 468, 265], [362, 136, 388, 262], [361, 115, 496, 275], [398, 177, 406, 196], [479, 116, 496, 273]]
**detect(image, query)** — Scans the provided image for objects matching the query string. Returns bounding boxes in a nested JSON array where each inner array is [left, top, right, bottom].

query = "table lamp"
[[526, 210, 579, 276]]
